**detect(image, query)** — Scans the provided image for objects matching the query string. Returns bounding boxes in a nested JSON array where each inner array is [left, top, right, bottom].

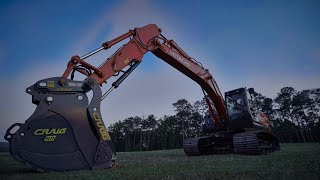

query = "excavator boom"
[[62, 24, 228, 129]]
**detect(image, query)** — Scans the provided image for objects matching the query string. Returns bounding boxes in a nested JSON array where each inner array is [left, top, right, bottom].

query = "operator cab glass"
[[225, 88, 248, 118]]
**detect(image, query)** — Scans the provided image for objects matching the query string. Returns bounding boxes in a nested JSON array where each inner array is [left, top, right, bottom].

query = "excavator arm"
[[62, 24, 228, 129]]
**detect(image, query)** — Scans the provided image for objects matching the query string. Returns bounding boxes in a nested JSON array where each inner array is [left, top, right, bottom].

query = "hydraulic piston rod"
[[101, 60, 140, 100]]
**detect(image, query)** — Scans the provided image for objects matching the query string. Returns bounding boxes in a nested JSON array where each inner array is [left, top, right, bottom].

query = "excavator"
[[4, 24, 280, 171]]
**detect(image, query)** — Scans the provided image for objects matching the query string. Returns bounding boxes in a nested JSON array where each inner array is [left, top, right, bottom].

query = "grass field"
[[0, 143, 319, 180]]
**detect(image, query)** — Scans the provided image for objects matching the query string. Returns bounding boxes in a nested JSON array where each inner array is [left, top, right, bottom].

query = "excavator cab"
[[226, 88, 248, 118], [224, 87, 270, 130], [203, 87, 271, 132], [203, 87, 258, 133]]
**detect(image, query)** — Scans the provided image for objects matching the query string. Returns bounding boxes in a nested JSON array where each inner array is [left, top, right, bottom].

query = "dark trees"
[[108, 87, 320, 152]]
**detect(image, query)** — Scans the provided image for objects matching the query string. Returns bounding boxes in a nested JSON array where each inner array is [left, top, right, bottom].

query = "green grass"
[[1, 143, 319, 180]]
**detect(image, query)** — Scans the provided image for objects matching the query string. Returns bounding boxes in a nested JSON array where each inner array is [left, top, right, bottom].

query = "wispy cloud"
[[246, 74, 320, 98], [81, 0, 206, 122], [0, 59, 65, 141], [0, 0, 206, 141]]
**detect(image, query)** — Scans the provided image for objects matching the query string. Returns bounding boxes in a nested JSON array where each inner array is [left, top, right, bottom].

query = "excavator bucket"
[[4, 77, 116, 171]]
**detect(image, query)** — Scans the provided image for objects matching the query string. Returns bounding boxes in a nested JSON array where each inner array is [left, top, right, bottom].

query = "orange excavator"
[[5, 24, 280, 171]]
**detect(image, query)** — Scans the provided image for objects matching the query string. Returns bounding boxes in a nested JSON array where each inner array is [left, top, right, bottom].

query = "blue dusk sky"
[[0, 0, 319, 140]]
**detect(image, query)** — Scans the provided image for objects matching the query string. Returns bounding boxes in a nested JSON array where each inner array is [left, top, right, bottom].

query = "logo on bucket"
[[34, 128, 67, 142]]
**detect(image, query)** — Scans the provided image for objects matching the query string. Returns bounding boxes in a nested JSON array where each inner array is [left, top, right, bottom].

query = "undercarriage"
[[184, 130, 280, 156]]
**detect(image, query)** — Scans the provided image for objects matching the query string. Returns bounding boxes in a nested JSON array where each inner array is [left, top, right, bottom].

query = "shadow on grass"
[[0, 167, 37, 175]]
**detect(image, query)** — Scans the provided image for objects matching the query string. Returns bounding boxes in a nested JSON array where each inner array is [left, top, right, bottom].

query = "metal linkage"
[[80, 47, 105, 60], [101, 61, 140, 101]]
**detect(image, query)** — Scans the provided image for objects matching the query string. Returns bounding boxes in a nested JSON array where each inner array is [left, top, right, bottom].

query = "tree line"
[[108, 87, 320, 152]]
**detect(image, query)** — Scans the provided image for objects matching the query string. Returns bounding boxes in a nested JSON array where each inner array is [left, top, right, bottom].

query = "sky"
[[0, 0, 319, 141]]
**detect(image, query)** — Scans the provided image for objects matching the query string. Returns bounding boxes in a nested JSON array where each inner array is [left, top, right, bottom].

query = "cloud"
[[246, 74, 320, 98], [0, 58, 66, 142], [101, 60, 204, 123], [101, 0, 175, 37], [0, 0, 205, 141], [77, 0, 207, 124]]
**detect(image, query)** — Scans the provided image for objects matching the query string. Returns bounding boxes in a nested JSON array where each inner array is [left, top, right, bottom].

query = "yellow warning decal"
[[124, 59, 130, 65], [47, 81, 55, 88], [57, 88, 72, 91]]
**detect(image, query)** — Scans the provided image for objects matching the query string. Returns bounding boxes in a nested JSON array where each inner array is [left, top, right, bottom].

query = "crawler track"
[[233, 131, 280, 154], [184, 131, 280, 156]]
